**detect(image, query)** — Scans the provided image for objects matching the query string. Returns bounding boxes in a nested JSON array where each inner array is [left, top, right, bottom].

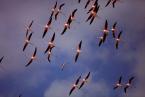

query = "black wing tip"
[[48, 58, 51, 62], [130, 76, 135, 80], [124, 87, 127, 93], [53, 32, 56, 35], [25, 64, 29, 67], [23, 49, 25, 52], [61, 32, 64, 35], [42, 35, 45, 38], [113, 86, 118, 90], [78, 85, 82, 89], [44, 51, 47, 54], [34, 47, 37, 51], [69, 93, 71, 96], [120, 76, 122, 78]]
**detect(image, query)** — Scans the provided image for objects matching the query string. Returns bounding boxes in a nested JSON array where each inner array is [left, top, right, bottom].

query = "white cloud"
[[127, 45, 145, 97], [44, 79, 110, 97]]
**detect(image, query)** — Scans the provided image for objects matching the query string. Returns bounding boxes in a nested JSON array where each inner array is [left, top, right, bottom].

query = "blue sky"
[[0, 0, 145, 97]]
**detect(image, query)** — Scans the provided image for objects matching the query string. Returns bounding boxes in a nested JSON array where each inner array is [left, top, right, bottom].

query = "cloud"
[[0, 0, 145, 97], [44, 79, 110, 97], [124, 44, 145, 97]]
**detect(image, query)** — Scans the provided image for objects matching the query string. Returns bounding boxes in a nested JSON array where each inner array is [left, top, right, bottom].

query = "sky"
[[0, 0, 145, 97]]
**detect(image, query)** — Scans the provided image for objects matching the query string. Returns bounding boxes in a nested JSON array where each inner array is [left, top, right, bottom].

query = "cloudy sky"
[[0, 0, 145, 97]]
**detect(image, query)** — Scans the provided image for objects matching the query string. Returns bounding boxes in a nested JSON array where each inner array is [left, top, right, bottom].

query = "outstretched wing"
[[42, 27, 48, 38], [129, 77, 135, 84], [55, 12, 59, 20], [124, 86, 128, 93], [75, 53, 79, 63], [102, 33, 107, 43], [99, 38, 103, 47], [118, 31, 122, 39], [48, 53, 51, 62], [78, 0, 81, 3], [119, 76, 122, 84], [90, 16, 95, 25], [28, 32, 33, 40], [78, 40, 82, 50], [53, 1, 57, 9], [115, 41, 119, 49], [85, 72, 90, 80], [105, 0, 112, 7], [84, 0, 90, 9], [47, 17, 52, 26], [0, 56, 4, 63], [75, 76, 81, 85], [72, 9, 77, 17], [69, 87, 75, 96], [23, 42, 28, 51], [113, 86, 118, 90], [112, 0, 116, 8], [25, 59, 33, 67], [112, 32, 116, 38], [94, 0, 99, 6], [113, 22, 117, 28], [86, 14, 93, 22], [79, 81, 85, 89], [59, 3, 65, 10], [104, 20, 108, 30], [33, 47, 37, 56], [29, 20, 34, 28], [61, 26, 67, 35], [51, 33, 55, 42]]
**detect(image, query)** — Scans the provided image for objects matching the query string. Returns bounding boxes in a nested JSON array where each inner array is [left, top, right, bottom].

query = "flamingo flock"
[[0, 0, 137, 97]]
